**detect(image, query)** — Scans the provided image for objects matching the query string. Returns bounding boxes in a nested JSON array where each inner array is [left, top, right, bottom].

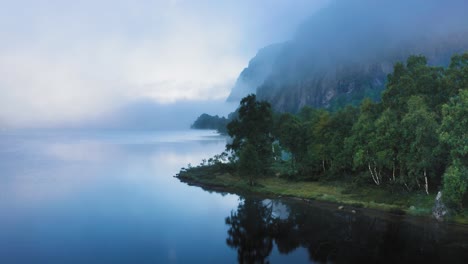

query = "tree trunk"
[[373, 162, 381, 185], [368, 163, 380, 185], [424, 169, 429, 195], [403, 181, 411, 192]]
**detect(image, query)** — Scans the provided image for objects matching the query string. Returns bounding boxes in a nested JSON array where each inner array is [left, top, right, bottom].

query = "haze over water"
[[0, 130, 466, 263], [0, 130, 312, 263], [1, 1, 468, 263]]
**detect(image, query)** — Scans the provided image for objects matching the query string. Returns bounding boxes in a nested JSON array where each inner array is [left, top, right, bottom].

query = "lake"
[[0, 130, 467, 263]]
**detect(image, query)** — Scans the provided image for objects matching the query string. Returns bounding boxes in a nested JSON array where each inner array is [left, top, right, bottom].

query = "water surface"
[[0, 130, 466, 263]]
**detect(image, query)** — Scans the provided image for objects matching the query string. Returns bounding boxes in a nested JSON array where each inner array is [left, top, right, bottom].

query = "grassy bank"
[[176, 165, 468, 224]]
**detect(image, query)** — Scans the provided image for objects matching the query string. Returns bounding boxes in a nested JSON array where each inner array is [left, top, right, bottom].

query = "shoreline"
[[176, 165, 468, 225]]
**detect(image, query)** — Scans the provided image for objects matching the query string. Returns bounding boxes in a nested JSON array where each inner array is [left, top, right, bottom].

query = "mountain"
[[227, 0, 468, 112], [226, 43, 284, 102]]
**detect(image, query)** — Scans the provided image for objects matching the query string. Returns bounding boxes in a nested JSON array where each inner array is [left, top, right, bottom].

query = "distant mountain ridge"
[[227, 0, 468, 112]]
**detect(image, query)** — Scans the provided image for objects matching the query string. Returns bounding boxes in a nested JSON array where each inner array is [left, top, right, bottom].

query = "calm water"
[[0, 130, 467, 264]]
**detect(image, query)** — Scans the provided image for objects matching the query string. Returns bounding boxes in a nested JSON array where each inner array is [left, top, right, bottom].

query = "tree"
[[399, 96, 439, 194], [298, 108, 332, 178], [307, 110, 331, 174], [439, 89, 468, 165], [322, 105, 359, 176], [442, 161, 467, 211], [191, 113, 229, 133], [383, 55, 445, 117], [374, 108, 400, 183], [275, 113, 307, 172], [444, 53, 468, 103], [238, 143, 261, 186], [347, 99, 383, 185], [227, 94, 274, 177], [440, 89, 468, 208]]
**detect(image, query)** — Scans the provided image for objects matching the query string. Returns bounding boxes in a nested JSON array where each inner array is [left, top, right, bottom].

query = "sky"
[[0, 0, 328, 128]]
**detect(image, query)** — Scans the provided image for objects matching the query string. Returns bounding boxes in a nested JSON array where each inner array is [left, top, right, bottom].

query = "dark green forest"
[[191, 113, 229, 133], [224, 53, 467, 212], [191, 112, 239, 134]]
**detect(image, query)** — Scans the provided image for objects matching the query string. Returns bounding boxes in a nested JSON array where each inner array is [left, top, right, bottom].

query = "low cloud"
[[0, 0, 327, 128]]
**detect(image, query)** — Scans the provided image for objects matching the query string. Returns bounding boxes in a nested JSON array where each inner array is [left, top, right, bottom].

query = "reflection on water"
[[0, 130, 241, 264], [226, 199, 275, 263], [225, 197, 468, 264], [0, 130, 467, 263]]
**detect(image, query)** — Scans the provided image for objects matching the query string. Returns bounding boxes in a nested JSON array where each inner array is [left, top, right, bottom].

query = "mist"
[[290, 0, 468, 65], [229, 0, 468, 104], [83, 100, 238, 131], [0, 0, 327, 129]]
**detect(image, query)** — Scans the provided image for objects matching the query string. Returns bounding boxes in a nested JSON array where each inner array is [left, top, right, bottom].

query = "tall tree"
[[347, 99, 383, 185], [306, 110, 331, 175], [238, 143, 261, 186], [444, 53, 468, 102], [439, 89, 468, 165], [439, 89, 468, 208], [227, 94, 274, 177], [383, 55, 444, 116], [400, 96, 439, 194], [326, 105, 359, 176], [442, 161, 467, 211], [374, 108, 400, 183], [275, 113, 307, 172]]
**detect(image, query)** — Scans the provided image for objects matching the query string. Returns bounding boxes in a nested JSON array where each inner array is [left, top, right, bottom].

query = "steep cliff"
[[227, 43, 284, 102], [228, 0, 468, 112]]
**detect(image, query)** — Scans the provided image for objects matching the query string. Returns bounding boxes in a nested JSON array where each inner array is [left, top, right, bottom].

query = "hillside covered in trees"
[[181, 53, 468, 217], [191, 113, 229, 134]]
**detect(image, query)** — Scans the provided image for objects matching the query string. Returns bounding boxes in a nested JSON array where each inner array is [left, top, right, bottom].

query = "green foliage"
[[399, 96, 439, 190], [347, 99, 383, 184], [383, 55, 445, 116], [191, 113, 229, 133], [373, 108, 400, 181], [274, 113, 307, 173], [238, 143, 261, 186], [227, 94, 274, 178], [445, 53, 468, 98], [324, 106, 359, 175], [442, 161, 467, 211], [439, 89, 468, 211], [200, 52, 468, 214], [439, 89, 468, 165]]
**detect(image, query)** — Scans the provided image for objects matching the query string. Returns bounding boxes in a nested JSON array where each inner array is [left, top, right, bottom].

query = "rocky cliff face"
[[227, 0, 468, 112], [255, 37, 468, 112], [257, 61, 392, 112], [226, 43, 284, 102]]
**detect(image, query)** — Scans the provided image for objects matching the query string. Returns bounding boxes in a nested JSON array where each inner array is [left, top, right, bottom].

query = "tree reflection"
[[225, 196, 468, 264], [225, 199, 274, 264]]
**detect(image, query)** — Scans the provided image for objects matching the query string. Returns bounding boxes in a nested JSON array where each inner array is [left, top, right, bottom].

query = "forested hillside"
[[185, 53, 467, 215], [272, 54, 467, 210]]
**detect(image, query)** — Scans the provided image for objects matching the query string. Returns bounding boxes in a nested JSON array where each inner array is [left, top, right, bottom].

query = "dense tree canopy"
[[224, 53, 467, 211], [191, 113, 229, 133], [227, 94, 274, 184]]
